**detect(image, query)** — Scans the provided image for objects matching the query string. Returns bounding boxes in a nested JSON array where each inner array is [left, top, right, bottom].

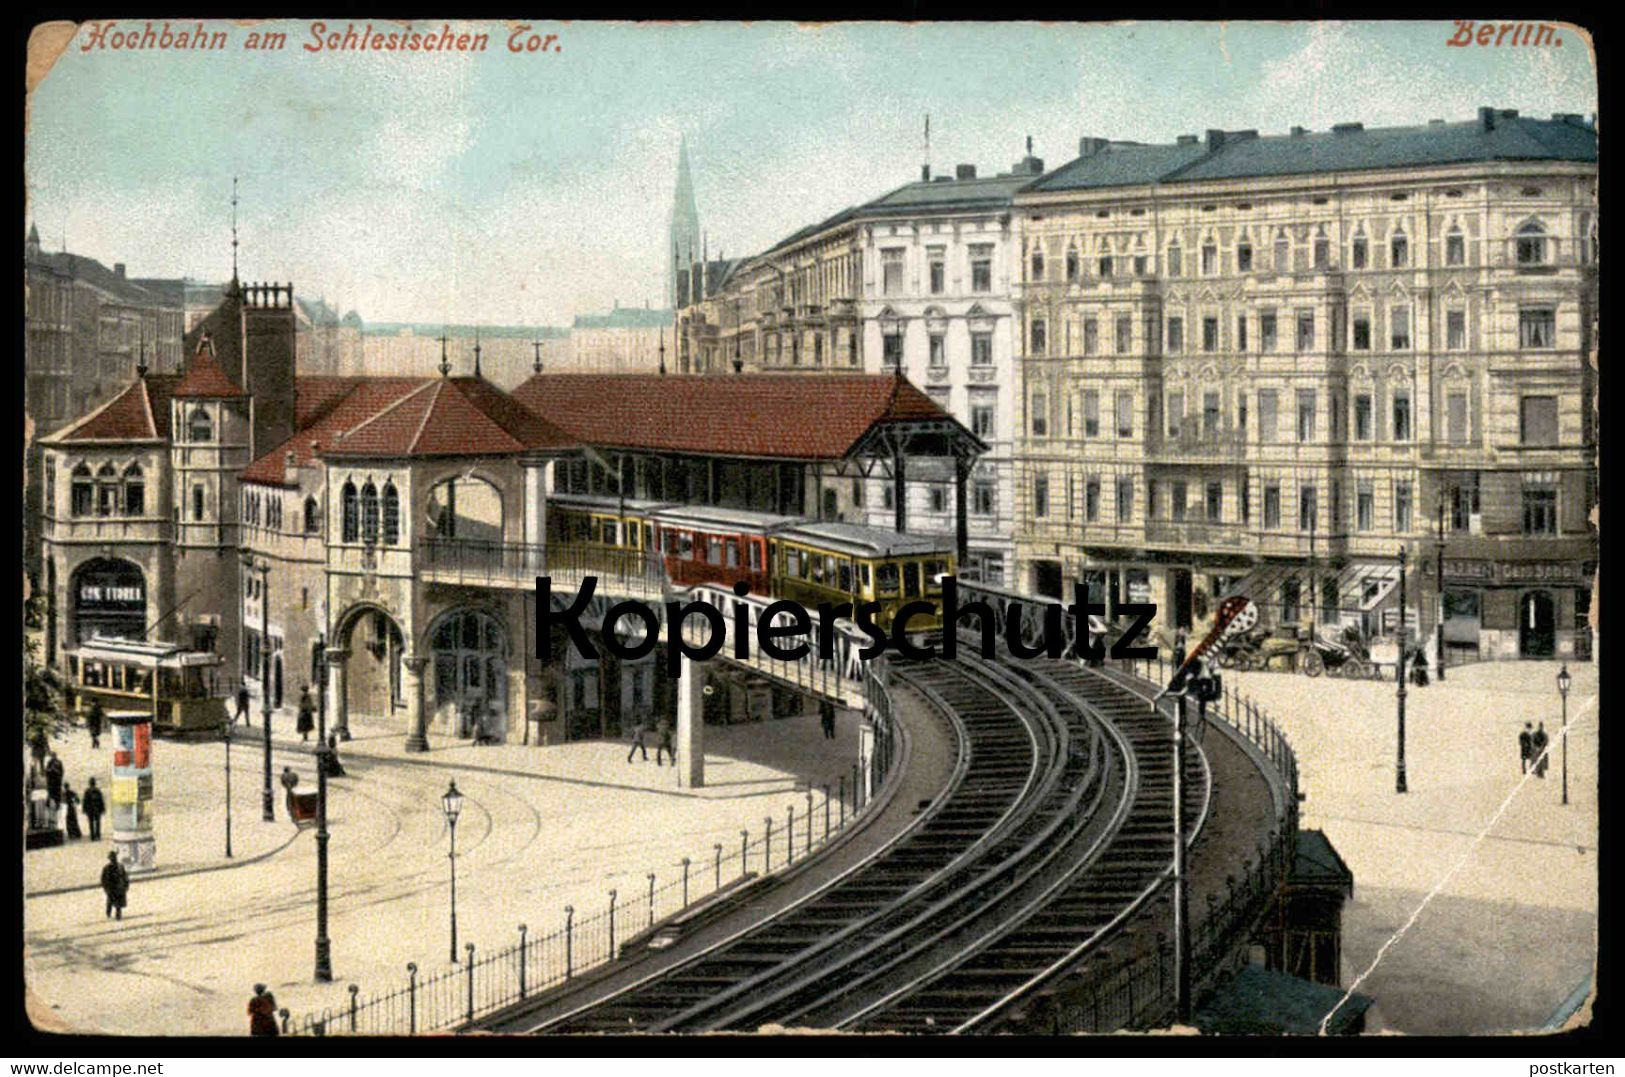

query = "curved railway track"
[[477, 657, 1213, 1035]]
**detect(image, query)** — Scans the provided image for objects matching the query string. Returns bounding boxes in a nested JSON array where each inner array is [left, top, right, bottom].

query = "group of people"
[[627, 715, 677, 765], [27, 738, 107, 844], [1519, 721, 1552, 778]]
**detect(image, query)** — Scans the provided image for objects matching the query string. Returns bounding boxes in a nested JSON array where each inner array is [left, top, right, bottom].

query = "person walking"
[[1173, 628, 1189, 671], [1519, 723, 1534, 774], [45, 753, 65, 807], [62, 782, 82, 840], [29, 727, 49, 771], [247, 984, 279, 1037], [235, 685, 251, 727], [321, 734, 346, 778], [100, 851, 129, 920], [1532, 722, 1550, 778], [86, 699, 105, 750], [296, 686, 315, 743], [655, 716, 676, 767], [626, 716, 649, 764], [819, 700, 836, 740], [81, 778, 106, 841]]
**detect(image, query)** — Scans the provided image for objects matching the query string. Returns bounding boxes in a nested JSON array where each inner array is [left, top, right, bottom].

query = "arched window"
[[360, 481, 380, 545], [382, 482, 400, 546], [123, 464, 145, 517], [70, 464, 93, 517], [1516, 221, 1548, 265], [304, 496, 321, 535], [96, 463, 119, 517], [341, 481, 359, 543], [188, 407, 213, 442]]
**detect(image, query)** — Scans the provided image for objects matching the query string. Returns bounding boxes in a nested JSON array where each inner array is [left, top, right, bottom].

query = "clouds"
[[26, 20, 1596, 325]]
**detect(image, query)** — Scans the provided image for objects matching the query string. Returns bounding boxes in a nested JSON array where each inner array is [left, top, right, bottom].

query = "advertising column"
[[110, 712, 156, 872]]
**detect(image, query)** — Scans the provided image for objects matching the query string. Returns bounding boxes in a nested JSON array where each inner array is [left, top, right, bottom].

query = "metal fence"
[[288, 665, 899, 1036], [996, 653, 1299, 1034]]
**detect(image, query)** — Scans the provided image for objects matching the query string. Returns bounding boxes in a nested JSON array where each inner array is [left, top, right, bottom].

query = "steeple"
[[667, 136, 700, 308], [26, 220, 40, 258]]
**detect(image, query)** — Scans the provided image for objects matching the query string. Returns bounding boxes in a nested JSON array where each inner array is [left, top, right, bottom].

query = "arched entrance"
[[429, 609, 508, 742], [1520, 590, 1556, 658], [70, 557, 147, 643], [336, 605, 406, 724]]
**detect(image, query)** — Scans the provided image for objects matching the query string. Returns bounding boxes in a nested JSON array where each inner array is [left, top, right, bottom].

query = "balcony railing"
[[1143, 518, 1247, 549], [1148, 427, 1248, 461], [416, 539, 667, 597]]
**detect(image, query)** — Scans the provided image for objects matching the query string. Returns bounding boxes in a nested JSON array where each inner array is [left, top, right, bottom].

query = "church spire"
[[667, 136, 700, 309]]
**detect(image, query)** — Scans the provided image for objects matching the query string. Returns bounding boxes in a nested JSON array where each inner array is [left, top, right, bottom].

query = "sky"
[[25, 20, 1597, 326]]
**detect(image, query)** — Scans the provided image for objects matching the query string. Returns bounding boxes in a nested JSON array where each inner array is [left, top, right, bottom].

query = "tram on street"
[[771, 520, 955, 631], [63, 636, 229, 736]]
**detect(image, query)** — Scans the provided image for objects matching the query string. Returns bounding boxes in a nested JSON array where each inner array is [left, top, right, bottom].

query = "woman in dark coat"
[[62, 782, 82, 840], [247, 984, 279, 1036], [100, 851, 129, 920], [295, 686, 315, 741]]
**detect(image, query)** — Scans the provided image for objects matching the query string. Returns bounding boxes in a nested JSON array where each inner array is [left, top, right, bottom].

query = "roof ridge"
[[336, 378, 439, 447], [407, 379, 447, 454]]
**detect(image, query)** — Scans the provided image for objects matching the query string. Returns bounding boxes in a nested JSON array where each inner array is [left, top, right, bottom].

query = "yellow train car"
[[547, 494, 673, 577], [64, 636, 229, 736], [770, 521, 955, 632]]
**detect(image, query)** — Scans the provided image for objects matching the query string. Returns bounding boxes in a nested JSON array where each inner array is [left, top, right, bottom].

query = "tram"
[[63, 636, 229, 736], [547, 493, 673, 578], [770, 521, 955, 631], [650, 506, 800, 592]]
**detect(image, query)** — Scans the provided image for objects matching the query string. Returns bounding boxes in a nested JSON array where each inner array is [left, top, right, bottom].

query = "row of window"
[[1032, 388, 1559, 448], [64, 462, 146, 518], [1024, 219, 1590, 285], [880, 244, 996, 297], [1027, 306, 1556, 356], [882, 330, 995, 370], [339, 480, 401, 546], [1029, 473, 1562, 536]]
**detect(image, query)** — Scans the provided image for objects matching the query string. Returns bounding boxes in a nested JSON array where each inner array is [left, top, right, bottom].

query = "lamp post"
[[1395, 545, 1409, 795], [313, 632, 332, 982], [442, 780, 464, 963], [1558, 664, 1572, 806], [222, 719, 233, 858], [1435, 493, 1447, 682]]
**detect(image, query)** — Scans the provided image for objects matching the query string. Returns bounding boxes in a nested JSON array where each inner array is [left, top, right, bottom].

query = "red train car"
[[651, 506, 798, 594]]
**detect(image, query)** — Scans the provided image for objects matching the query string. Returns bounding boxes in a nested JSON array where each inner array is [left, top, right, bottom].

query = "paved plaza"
[[1224, 658, 1598, 1035], [23, 707, 859, 1036]]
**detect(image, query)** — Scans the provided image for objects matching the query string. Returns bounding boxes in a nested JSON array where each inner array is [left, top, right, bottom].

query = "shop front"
[[1439, 558, 1594, 661]]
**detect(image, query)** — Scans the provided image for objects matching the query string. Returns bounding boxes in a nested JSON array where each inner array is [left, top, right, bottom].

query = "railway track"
[[479, 656, 1212, 1036]]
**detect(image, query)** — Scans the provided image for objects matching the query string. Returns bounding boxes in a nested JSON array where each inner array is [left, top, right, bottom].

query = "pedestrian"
[[1519, 723, 1534, 774], [626, 716, 649, 764], [45, 752, 65, 807], [82, 778, 106, 841], [62, 782, 82, 840], [1533, 722, 1550, 778], [100, 851, 129, 920], [29, 727, 49, 770], [656, 716, 676, 767], [235, 685, 251, 727], [296, 685, 315, 742], [321, 734, 346, 778], [1410, 647, 1429, 687], [247, 984, 279, 1037], [820, 701, 836, 740], [86, 698, 105, 749], [1173, 628, 1189, 670]]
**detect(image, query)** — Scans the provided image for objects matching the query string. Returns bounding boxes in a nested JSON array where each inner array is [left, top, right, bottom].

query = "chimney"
[[1205, 129, 1226, 151], [1332, 122, 1364, 135], [1078, 136, 1110, 157], [1479, 106, 1496, 131], [955, 163, 976, 180], [1290, 126, 1308, 137], [114, 263, 126, 278], [1176, 134, 1198, 146], [921, 164, 931, 182], [1500, 108, 1519, 118]]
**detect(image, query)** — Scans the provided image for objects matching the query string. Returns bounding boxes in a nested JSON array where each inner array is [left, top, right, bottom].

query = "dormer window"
[[1515, 221, 1548, 265], [188, 407, 213, 442]]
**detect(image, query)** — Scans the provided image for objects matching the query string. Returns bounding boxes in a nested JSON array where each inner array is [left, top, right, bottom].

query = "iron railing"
[[416, 539, 667, 595]]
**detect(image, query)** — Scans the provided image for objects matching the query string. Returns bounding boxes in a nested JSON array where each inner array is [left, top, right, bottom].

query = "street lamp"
[[442, 780, 464, 963], [242, 555, 274, 822], [1558, 664, 1572, 806], [1435, 493, 1447, 682], [222, 719, 233, 858], [1395, 545, 1409, 795], [313, 632, 332, 983]]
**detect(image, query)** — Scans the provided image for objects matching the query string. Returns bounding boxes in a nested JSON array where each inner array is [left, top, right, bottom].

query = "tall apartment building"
[[1014, 108, 1597, 661]]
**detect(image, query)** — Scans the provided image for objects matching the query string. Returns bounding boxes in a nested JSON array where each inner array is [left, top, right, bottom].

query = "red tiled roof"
[[509, 373, 956, 460], [172, 345, 248, 399], [241, 376, 430, 486], [44, 374, 181, 443]]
